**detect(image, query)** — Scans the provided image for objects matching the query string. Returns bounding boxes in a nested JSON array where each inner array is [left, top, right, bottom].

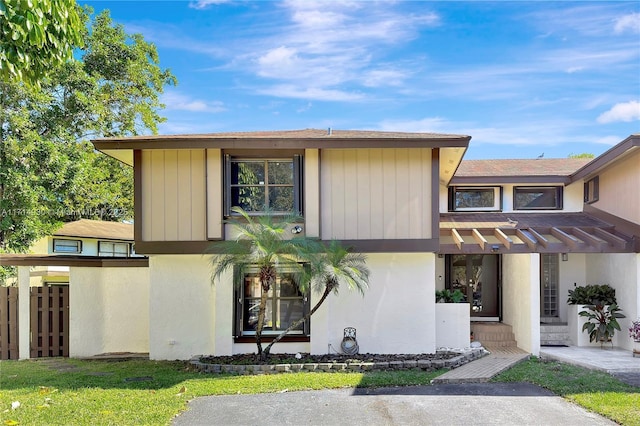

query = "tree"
[[569, 153, 595, 159], [0, 9, 175, 265], [0, 0, 85, 85], [209, 207, 308, 359], [262, 239, 370, 357]]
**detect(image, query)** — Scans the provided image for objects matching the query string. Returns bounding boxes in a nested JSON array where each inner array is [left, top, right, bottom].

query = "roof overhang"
[[439, 212, 638, 254], [571, 134, 640, 181], [0, 255, 148, 267]]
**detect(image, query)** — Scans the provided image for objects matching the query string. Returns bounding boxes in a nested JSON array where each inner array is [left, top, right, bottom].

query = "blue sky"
[[86, 1, 639, 159]]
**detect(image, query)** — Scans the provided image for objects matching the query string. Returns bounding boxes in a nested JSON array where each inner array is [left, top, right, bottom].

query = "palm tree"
[[262, 240, 370, 356], [209, 206, 306, 359]]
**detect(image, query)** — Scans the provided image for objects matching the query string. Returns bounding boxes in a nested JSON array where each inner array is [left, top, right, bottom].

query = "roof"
[[54, 219, 133, 241], [439, 212, 637, 254], [571, 134, 640, 181], [0, 254, 147, 267], [452, 158, 591, 184], [92, 129, 471, 166]]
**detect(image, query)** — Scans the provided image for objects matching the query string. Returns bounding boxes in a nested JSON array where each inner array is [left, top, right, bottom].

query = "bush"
[[567, 284, 616, 305], [436, 289, 466, 303]]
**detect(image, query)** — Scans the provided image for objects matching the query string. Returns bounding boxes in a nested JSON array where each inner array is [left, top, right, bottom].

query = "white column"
[[529, 253, 541, 356], [17, 266, 30, 360]]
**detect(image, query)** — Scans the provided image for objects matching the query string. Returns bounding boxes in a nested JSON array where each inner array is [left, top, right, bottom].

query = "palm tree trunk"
[[263, 282, 335, 356], [255, 290, 268, 358]]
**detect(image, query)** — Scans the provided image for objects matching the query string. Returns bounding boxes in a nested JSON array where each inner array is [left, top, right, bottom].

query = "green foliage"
[[579, 303, 625, 343], [567, 284, 616, 305], [0, 0, 85, 85], [0, 9, 175, 264], [568, 153, 595, 159], [435, 289, 466, 303]]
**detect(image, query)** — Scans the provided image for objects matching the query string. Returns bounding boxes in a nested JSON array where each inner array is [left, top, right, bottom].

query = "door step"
[[540, 322, 570, 346], [471, 322, 518, 350]]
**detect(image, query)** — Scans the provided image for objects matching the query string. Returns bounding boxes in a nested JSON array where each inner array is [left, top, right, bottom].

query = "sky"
[[85, 1, 640, 160]]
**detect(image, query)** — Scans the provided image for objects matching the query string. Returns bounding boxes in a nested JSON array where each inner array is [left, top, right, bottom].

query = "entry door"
[[446, 254, 500, 317]]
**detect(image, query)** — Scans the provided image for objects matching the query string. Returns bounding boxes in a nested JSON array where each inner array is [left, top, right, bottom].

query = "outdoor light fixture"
[[491, 245, 500, 253], [291, 225, 303, 234], [562, 253, 569, 261]]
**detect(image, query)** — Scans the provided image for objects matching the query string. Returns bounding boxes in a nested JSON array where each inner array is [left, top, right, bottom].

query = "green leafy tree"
[[0, 0, 85, 85], [0, 9, 175, 274], [262, 240, 370, 356], [569, 153, 595, 159], [209, 207, 308, 359]]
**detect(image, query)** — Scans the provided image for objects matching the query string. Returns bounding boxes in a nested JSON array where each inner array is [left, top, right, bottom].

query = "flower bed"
[[190, 349, 487, 375]]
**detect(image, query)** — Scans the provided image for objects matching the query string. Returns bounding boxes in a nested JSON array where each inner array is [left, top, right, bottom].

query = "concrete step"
[[540, 323, 570, 346], [540, 324, 568, 333], [471, 323, 518, 348], [540, 317, 565, 324]]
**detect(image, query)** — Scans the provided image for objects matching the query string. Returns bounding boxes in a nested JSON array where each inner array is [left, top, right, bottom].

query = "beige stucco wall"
[[592, 151, 640, 224], [140, 149, 207, 241], [69, 267, 149, 357], [584, 253, 640, 351], [321, 149, 433, 240], [502, 253, 540, 355], [149, 255, 215, 360]]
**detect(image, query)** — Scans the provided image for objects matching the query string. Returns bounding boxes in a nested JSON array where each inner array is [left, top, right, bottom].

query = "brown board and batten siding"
[[321, 148, 433, 240], [140, 149, 207, 241], [591, 150, 640, 225]]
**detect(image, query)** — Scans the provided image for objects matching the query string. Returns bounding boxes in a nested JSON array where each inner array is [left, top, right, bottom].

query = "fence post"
[[18, 266, 30, 360]]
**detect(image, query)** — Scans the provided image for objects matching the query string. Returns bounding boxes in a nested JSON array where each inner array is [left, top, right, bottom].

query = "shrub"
[[436, 289, 466, 303], [567, 284, 616, 305]]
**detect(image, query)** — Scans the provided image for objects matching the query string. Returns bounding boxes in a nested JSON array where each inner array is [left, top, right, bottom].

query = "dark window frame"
[[448, 186, 502, 212], [52, 238, 82, 254], [233, 266, 310, 339], [224, 153, 303, 216], [584, 176, 599, 204], [513, 186, 563, 210]]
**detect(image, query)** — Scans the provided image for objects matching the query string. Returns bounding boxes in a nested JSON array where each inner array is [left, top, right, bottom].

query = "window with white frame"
[[449, 186, 502, 211], [235, 268, 309, 337], [225, 154, 303, 215], [98, 241, 130, 257], [53, 239, 82, 254], [513, 186, 563, 210]]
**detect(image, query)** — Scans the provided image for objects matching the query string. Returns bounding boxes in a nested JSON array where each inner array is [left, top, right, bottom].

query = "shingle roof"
[[54, 219, 133, 241], [95, 128, 470, 142], [456, 158, 591, 178]]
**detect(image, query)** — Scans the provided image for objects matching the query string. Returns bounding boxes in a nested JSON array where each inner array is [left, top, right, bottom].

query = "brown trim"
[[571, 135, 640, 181], [223, 149, 304, 157], [234, 335, 310, 344], [0, 255, 148, 267], [93, 138, 470, 151], [326, 239, 440, 253], [583, 204, 640, 252], [134, 150, 143, 243], [431, 148, 440, 242], [135, 240, 212, 254], [451, 175, 571, 185]]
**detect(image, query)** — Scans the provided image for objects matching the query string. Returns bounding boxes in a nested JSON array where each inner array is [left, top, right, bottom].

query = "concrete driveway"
[[173, 383, 615, 425]]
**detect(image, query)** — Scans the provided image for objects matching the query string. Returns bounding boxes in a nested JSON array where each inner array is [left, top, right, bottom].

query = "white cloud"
[[597, 101, 640, 123], [188, 0, 231, 10], [595, 135, 624, 146], [161, 91, 226, 113], [257, 84, 364, 102], [614, 12, 640, 34]]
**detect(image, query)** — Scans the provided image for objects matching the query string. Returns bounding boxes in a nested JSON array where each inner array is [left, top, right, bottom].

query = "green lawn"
[[0, 357, 638, 425]]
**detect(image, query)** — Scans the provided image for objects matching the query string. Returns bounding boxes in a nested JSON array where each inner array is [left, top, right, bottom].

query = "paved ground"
[[173, 383, 615, 426]]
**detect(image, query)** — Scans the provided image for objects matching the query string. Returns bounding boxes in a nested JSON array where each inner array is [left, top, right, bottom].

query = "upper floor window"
[[225, 154, 303, 215], [449, 186, 501, 211], [513, 186, 563, 210], [584, 176, 599, 204], [53, 239, 82, 254], [98, 241, 130, 257]]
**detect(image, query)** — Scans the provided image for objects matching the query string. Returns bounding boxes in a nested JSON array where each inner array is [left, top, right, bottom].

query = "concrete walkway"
[[432, 347, 530, 384]]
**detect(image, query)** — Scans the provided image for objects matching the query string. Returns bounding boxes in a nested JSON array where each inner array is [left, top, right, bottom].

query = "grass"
[[1, 357, 639, 425], [0, 358, 443, 425], [494, 357, 640, 425]]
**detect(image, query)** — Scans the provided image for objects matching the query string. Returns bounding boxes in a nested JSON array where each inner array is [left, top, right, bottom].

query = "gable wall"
[[591, 150, 640, 224]]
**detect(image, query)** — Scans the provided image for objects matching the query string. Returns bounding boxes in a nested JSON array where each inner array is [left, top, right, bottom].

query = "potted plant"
[[435, 289, 469, 349], [629, 319, 640, 357], [567, 284, 618, 347], [435, 289, 465, 303], [579, 302, 625, 348]]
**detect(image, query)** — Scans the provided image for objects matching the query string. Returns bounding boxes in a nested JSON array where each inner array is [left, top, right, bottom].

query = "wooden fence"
[[0, 287, 19, 360], [30, 285, 69, 358]]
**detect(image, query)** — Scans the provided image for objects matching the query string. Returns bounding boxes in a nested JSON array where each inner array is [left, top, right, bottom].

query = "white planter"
[[568, 305, 621, 347], [435, 303, 470, 350], [633, 341, 640, 358]]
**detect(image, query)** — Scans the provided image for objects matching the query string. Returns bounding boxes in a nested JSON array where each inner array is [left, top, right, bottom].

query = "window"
[[584, 176, 599, 203], [98, 241, 130, 257], [449, 186, 501, 211], [225, 154, 303, 215], [235, 268, 309, 337], [513, 186, 563, 210], [53, 239, 82, 254]]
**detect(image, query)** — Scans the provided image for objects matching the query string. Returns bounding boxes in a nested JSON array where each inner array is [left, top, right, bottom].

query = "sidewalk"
[[432, 346, 529, 384]]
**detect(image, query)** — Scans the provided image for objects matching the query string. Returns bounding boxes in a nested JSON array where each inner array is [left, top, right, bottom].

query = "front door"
[[446, 254, 500, 318]]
